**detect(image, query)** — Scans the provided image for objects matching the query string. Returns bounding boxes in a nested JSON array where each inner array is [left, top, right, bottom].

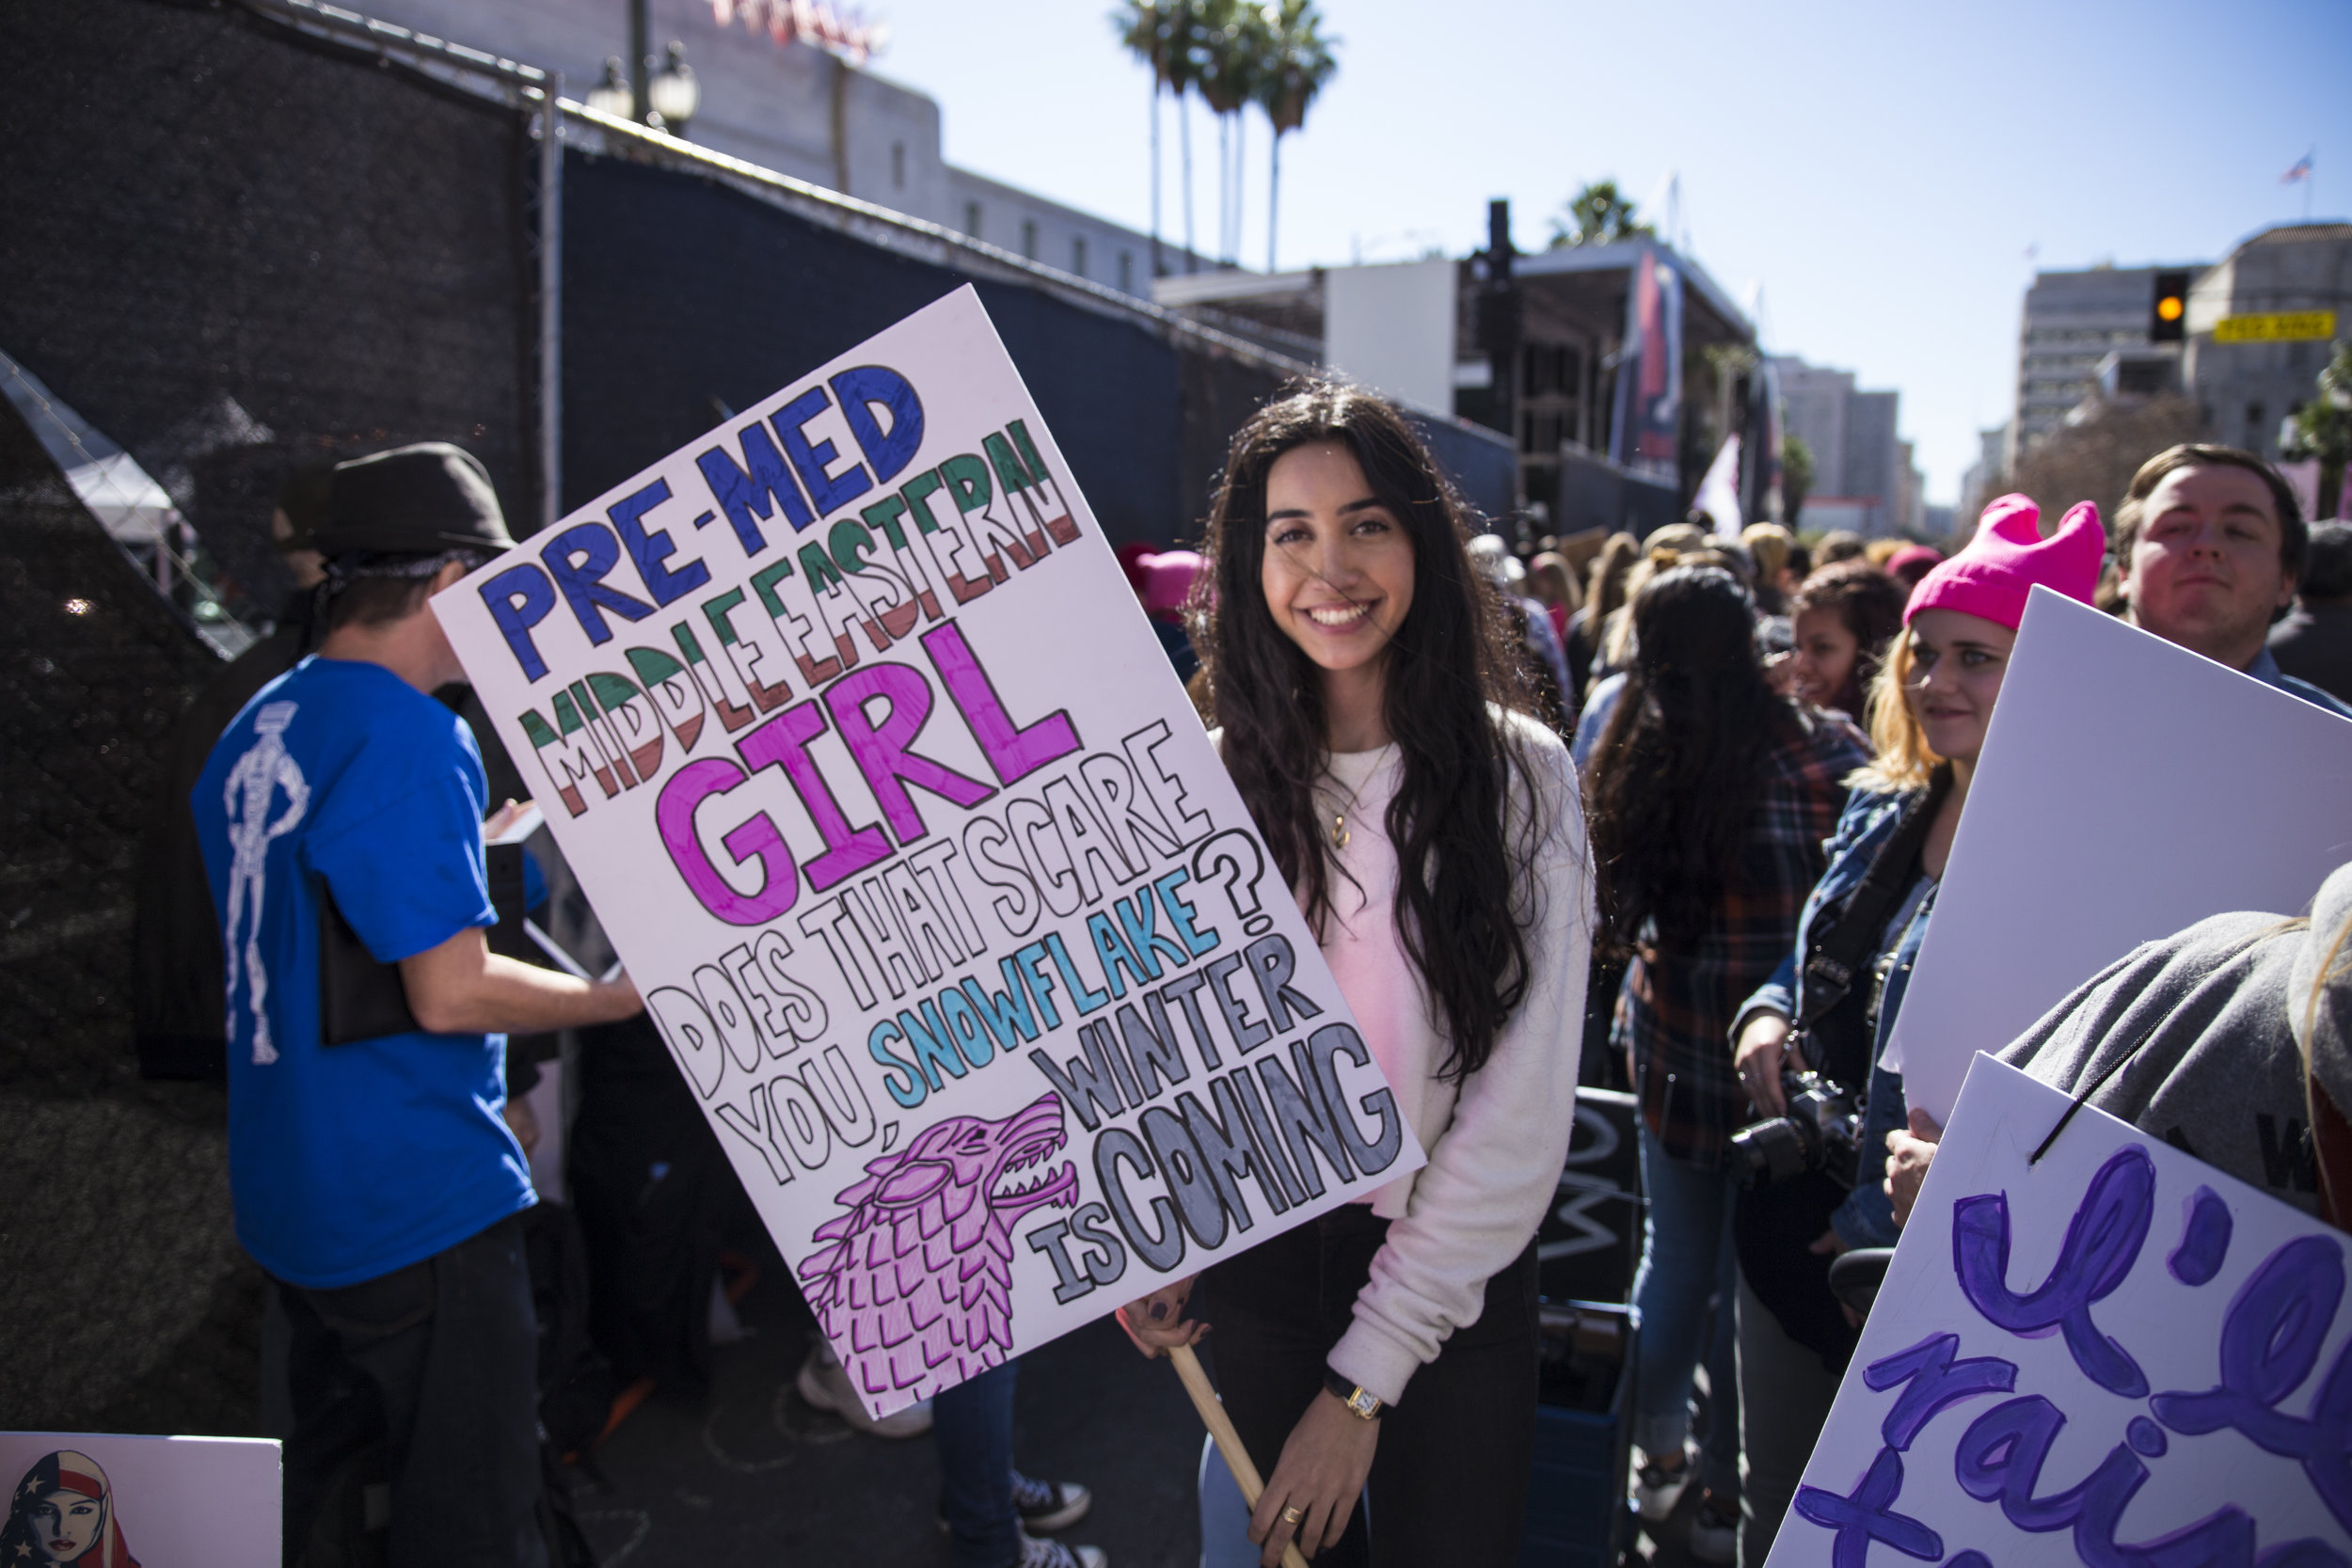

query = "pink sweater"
[[1226, 711, 1593, 1402]]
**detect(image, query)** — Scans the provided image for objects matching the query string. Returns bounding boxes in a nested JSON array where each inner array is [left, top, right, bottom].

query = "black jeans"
[[277, 1213, 547, 1568], [1200, 1205, 1539, 1568]]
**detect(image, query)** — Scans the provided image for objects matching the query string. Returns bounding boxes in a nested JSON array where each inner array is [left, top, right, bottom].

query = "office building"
[[346, 0, 1194, 297], [2010, 262, 2204, 463], [2185, 223, 2352, 460], [1771, 356, 1915, 536]]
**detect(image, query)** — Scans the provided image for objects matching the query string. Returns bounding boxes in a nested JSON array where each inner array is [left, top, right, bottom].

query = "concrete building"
[[2185, 223, 2352, 459], [2010, 262, 2204, 463], [346, 0, 1196, 297], [1152, 236, 1761, 537], [1771, 356, 1915, 536], [1956, 423, 2009, 529]]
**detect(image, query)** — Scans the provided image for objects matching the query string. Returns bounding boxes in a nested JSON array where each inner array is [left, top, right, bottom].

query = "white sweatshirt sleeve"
[[1327, 725, 1593, 1404]]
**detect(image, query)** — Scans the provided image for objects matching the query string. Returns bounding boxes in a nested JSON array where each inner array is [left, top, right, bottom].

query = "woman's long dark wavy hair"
[[1195, 380, 1542, 1084], [1587, 564, 1793, 956]]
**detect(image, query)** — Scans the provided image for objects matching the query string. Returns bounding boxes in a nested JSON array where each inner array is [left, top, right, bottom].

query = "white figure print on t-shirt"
[[222, 701, 310, 1064]]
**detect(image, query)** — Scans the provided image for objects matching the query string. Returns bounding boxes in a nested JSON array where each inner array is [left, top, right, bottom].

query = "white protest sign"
[[434, 286, 1424, 1418], [1891, 587, 2352, 1123], [1767, 1054, 2352, 1567], [1, 1433, 279, 1566]]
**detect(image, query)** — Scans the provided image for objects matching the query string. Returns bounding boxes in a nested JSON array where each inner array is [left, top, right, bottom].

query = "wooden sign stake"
[[1168, 1343, 1312, 1568]]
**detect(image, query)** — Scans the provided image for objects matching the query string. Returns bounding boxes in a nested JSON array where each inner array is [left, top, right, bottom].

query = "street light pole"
[[629, 0, 650, 125]]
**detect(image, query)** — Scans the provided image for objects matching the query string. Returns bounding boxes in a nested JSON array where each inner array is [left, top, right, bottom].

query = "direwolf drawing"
[[221, 701, 309, 1064], [798, 1090, 1079, 1406]]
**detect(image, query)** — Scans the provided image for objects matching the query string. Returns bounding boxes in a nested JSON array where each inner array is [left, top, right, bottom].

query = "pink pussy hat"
[[1139, 549, 1204, 617], [1903, 493, 2104, 631]]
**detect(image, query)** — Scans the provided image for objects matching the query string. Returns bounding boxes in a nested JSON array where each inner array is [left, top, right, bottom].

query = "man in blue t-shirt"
[[196, 444, 643, 1568]]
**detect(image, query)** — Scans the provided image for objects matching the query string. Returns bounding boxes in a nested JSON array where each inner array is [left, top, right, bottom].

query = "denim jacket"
[[1731, 782, 1931, 1250]]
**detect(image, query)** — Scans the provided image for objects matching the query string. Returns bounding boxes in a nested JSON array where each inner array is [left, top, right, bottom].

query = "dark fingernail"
[[1149, 1302, 1167, 1320]]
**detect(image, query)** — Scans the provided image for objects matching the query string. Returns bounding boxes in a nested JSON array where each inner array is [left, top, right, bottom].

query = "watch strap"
[[1322, 1367, 1385, 1419]]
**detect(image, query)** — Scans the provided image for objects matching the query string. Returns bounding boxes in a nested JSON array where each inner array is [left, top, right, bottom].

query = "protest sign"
[[433, 286, 1424, 1418], [1889, 587, 2352, 1123], [0, 1433, 278, 1566], [1767, 1053, 2352, 1567]]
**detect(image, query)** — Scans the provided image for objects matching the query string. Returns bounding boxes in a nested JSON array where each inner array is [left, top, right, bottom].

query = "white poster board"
[[1891, 588, 2352, 1123], [1767, 1054, 2352, 1566], [0, 1433, 279, 1567], [434, 287, 1424, 1417]]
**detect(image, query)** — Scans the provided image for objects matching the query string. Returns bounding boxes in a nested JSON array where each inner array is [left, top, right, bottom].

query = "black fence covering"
[[562, 149, 1516, 544], [564, 151, 1201, 547], [0, 0, 538, 1433], [1, 0, 1515, 1441]]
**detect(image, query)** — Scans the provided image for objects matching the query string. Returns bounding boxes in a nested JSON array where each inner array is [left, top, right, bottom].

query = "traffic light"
[[2150, 270, 2190, 343]]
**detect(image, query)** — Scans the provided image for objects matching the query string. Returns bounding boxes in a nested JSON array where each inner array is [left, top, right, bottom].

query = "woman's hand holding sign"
[[1885, 1107, 1943, 1227], [1116, 1275, 1207, 1357], [1253, 1392, 1377, 1565]]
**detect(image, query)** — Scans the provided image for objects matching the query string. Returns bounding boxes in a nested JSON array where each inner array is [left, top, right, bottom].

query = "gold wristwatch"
[[1323, 1367, 1385, 1420]]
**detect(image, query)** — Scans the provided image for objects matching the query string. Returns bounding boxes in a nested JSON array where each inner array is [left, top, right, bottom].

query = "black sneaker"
[[1012, 1470, 1092, 1533], [937, 1473, 1094, 1536], [1689, 1494, 1737, 1564], [1016, 1535, 1106, 1568]]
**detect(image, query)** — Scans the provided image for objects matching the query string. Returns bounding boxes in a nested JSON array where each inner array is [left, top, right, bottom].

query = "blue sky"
[[866, 0, 2345, 504]]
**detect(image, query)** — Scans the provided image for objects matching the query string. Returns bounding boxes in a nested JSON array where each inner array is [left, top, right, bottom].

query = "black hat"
[[318, 442, 514, 556], [274, 462, 335, 552]]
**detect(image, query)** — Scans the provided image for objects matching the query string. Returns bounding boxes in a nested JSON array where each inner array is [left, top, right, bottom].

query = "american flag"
[[2282, 153, 2315, 184]]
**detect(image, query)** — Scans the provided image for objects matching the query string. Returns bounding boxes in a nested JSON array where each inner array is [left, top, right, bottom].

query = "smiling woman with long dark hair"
[[1119, 380, 1591, 1568]]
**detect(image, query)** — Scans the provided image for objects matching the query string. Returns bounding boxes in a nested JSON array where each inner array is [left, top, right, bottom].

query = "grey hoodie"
[[1994, 860, 2352, 1216]]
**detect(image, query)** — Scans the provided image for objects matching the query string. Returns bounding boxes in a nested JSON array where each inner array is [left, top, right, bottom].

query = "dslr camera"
[[1727, 1070, 1863, 1191]]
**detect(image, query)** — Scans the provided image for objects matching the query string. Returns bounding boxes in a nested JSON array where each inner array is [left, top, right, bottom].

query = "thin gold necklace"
[[1321, 767, 1374, 850]]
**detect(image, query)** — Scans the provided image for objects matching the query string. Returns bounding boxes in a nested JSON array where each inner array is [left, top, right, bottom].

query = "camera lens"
[[1727, 1117, 1817, 1190]]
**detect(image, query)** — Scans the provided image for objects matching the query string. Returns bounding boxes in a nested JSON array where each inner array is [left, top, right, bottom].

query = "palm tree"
[[1196, 0, 1263, 267], [1112, 2, 1186, 277], [1547, 180, 1656, 248], [1255, 0, 1336, 275]]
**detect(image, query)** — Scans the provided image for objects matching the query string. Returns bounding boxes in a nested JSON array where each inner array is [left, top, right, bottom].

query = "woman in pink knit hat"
[[1720, 493, 2104, 1566]]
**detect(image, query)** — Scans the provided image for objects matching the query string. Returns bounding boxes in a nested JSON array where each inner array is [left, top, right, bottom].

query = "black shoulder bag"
[[318, 843, 529, 1046], [1788, 767, 1952, 1090]]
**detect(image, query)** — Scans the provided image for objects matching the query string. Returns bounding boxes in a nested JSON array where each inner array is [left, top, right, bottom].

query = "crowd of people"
[[119, 381, 2352, 1568]]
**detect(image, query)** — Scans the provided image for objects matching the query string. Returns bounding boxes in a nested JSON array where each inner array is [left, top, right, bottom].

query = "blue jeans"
[[935, 1359, 1020, 1568], [1631, 1123, 1740, 1497]]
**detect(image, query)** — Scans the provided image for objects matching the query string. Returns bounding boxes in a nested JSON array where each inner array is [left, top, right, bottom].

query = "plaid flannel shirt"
[[1613, 708, 1870, 1169]]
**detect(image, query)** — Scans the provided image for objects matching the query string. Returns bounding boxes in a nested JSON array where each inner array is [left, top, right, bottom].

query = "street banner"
[[434, 287, 1424, 1417], [1885, 587, 2352, 1124], [1, 1433, 279, 1566], [1609, 245, 1683, 482], [1766, 1054, 2352, 1566]]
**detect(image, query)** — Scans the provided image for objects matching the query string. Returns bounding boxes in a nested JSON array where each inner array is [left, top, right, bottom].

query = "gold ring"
[[1280, 1505, 1306, 1526]]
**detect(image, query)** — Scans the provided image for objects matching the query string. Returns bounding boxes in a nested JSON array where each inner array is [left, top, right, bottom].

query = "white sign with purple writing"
[[1769, 1053, 2352, 1567], [434, 286, 1423, 1418]]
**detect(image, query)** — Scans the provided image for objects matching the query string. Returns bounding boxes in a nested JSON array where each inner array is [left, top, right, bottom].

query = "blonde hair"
[[1603, 546, 1739, 668], [1741, 522, 1793, 584], [1530, 550, 1581, 614], [2308, 910, 2352, 1068], [1847, 635, 1944, 792]]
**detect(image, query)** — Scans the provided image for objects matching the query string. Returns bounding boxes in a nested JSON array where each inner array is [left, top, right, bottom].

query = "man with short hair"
[[194, 443, 644, 1567], [2110, 442, 2352, 717], [2269, 519, 2352, 703]]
